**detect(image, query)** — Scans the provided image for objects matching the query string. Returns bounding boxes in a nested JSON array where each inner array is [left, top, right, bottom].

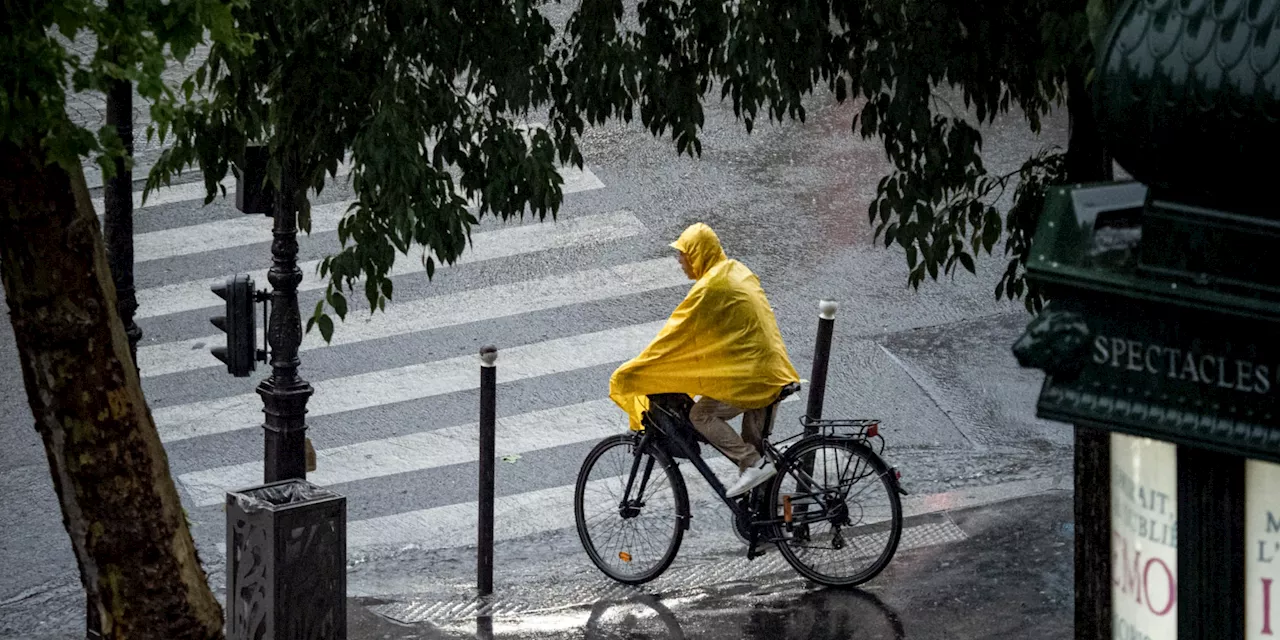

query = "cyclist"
[[609, 222, 800, 497]]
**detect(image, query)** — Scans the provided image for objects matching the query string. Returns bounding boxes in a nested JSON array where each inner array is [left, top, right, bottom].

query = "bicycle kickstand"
[[746, 532, 767, 561], [745, 493, 767, 561]]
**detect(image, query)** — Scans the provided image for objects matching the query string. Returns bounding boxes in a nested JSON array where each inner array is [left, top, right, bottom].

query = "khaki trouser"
[[688, 397, 775, 472]]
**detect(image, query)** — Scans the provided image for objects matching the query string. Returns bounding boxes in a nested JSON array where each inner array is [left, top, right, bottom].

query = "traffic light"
[[236, 143, 275, 215], [211, 274, 256, 376]]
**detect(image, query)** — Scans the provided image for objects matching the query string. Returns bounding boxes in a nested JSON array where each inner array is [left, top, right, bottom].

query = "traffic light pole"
[[257, 156, 313, 483], [92, 5, 137, 635], [103, 74, 142, 369]]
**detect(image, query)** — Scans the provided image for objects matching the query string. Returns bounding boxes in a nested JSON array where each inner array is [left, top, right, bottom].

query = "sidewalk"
[[349, 489, 1075, 639]]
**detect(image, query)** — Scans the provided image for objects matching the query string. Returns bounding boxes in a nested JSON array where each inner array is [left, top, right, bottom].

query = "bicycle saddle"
[[775, 382, 801, 404]]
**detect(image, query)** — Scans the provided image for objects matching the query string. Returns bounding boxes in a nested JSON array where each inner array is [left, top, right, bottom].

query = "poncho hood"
[[670, 222, 727, 279]]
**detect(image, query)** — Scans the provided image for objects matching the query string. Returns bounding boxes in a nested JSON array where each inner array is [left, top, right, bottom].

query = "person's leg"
[[689, 397, 761, 472], [740, 405, 777, 452]]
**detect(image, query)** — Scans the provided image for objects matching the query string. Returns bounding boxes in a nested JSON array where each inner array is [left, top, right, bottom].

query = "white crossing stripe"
[[180, 399, 623, 506], [186, 391, 788, 506], [137, 258, 684, 377], [134, 198, 352, 263], [208, 397, 799, 554], [135, 210, 646, 319], [131, 166, 604, 263], [151, 321, 664, 442], [91, 160, 355, 214], [187, 395, 799, 507], [345, 457, 739, 551]]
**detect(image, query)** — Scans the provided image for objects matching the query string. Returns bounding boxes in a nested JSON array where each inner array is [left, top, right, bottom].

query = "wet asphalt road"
[[0, 72, 1073, 636], [348, 492, 1075, 640]]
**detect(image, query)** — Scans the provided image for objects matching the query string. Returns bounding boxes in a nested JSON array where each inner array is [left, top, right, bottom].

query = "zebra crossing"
[[121, 158, 754, 568]]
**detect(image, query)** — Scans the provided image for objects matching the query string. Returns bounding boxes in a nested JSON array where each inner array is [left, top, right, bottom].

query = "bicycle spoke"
[[769, 440, 901, 586], [576, 437, 684, 583]]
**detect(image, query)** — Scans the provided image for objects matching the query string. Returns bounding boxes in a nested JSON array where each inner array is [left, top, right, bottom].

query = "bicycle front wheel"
[[574, 434, 688, 585], [767, 438, 902, 587]]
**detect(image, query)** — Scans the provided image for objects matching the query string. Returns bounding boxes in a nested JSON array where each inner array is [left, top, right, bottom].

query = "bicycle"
[[573, 382, 908, 587]]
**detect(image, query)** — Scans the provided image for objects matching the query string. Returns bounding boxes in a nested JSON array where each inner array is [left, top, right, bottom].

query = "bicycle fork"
[[619, 441, 657, 519], [618, 435, 692, 531]]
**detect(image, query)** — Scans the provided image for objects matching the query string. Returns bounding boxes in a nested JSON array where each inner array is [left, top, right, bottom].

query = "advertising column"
[[1248, 459, 1280, 639], [1111, 433, 1178, 639]]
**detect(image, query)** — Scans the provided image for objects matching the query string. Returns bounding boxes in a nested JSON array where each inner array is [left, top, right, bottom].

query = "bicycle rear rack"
[[797, 416, 886, 455]]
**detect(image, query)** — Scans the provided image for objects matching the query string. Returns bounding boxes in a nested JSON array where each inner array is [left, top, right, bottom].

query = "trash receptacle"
[[226, 479, 346, 640]]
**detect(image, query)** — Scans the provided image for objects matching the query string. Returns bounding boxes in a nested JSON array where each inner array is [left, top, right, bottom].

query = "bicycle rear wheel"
[[575, 434, 688, 585], [767, 437, 902, 586]]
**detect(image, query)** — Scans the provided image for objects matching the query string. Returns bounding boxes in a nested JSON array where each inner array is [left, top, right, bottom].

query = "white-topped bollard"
[[806, 300, 839, 429], [478, 345, 497, 596], [819, 299, 839, 321], [479, 345, 498, 368]]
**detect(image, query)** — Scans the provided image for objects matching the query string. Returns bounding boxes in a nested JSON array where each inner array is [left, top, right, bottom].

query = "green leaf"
[[298, 199, 312, 234], [982, 208, 1002, 251], [502, 454, 522, 463], [317, 314, 334, 343], [365, 277, 379, 310], [329, 290, 348, 319]]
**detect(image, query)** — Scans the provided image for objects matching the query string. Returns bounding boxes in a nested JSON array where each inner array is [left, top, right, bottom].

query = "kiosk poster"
[[1112, 433, 1177, 639], [1247, 459, 1280, 639]]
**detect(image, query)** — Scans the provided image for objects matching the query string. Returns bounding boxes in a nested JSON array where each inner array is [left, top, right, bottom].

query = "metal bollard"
[[478, 345, 497, 596], [476, 611, 494, 640], [805, 300, 838, 432]]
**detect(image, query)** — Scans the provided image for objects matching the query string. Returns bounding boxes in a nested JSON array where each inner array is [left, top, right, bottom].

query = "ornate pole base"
[[258, 371, 313, 483]]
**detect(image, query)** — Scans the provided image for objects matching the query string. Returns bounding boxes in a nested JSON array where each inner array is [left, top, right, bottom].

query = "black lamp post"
[[232, 144, 311, 482], [254, 153, 313, 483]]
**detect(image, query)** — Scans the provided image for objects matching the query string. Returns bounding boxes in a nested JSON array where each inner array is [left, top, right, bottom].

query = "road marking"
[[152, 321, 665, 442], [340, 439, 1047, 556], [208, 459, 735, 554], [137, 257, 684, 377], [191, 393, 801, 508], [900, 476, 1066, 519], [205, 392, 784, 556], [91, 160, 355, 215], [135, 210, 646, 319], [345, 457, 738, 551], [131, 166, 604, 263], [181, 399, 625, 506]]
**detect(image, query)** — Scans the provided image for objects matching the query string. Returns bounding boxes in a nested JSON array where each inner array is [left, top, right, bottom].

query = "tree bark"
[[0, 136, 224, 640]]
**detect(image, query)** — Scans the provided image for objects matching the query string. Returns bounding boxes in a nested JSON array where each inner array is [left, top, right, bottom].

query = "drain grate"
[[371, 519, 966, 625]]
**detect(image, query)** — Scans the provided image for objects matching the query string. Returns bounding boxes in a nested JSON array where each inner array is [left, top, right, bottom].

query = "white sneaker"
[[726, 459, 777, 497]]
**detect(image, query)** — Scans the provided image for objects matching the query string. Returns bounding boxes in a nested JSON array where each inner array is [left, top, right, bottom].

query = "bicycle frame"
[[622, 405, 860, 541], [579, 387, 907, 586]]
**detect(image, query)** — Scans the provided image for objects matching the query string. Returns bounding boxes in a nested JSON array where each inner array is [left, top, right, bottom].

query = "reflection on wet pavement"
[[496, 586, 908, 640]]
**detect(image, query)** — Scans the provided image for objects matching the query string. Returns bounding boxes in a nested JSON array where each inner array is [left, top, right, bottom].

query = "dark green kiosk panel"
[[1012, 0, 1280, 638]]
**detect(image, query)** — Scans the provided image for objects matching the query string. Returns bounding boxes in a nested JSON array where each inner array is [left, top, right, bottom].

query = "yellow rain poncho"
[[609, 223, 800, 430]]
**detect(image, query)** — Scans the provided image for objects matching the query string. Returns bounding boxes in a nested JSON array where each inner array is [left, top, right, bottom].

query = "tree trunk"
[[1065, 64, 1113, 184], [0, 136, 224, 640]]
